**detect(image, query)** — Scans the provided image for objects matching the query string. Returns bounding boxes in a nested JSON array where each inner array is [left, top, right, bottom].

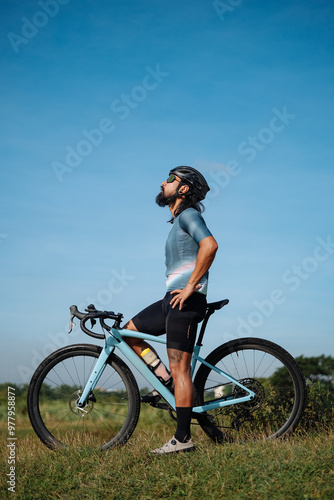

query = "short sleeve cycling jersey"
[[165, 207, 213, 295]]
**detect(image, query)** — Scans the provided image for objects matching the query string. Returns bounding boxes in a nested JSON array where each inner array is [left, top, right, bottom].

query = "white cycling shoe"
[[150, 436, 195, 455]]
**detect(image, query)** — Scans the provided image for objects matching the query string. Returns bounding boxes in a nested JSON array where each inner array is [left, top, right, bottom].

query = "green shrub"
[[299, 381, 334, 431]]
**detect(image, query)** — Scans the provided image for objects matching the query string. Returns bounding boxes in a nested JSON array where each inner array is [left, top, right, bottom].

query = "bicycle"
[[27, 299, 306, 450]]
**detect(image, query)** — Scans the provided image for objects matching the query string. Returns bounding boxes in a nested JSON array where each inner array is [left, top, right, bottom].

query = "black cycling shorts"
[[131, 292, 207, 353]]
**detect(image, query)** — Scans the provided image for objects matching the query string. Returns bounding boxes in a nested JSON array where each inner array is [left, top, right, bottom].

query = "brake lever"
[[84, 304, 97, 331], [68, 315, 76, 334]]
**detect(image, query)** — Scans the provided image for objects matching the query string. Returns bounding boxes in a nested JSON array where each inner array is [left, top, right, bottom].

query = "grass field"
[[1, 400, 334, 500]]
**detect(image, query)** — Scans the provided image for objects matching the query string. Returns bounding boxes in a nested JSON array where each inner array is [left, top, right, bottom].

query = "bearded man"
[[123, 166, 218, 454]]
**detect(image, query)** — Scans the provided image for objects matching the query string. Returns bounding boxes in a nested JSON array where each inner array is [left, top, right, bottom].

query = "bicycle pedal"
[[150, 402, 170, 411], [140, 393, 161, 404]]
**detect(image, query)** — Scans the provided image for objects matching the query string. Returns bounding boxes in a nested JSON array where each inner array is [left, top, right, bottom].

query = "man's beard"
[[155, 188, 179, 208]]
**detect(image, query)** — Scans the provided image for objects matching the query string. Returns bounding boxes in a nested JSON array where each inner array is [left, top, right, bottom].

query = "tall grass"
[[1, 398, 334, 500]]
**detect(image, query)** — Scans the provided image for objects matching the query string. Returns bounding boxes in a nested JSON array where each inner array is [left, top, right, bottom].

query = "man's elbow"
[[211, 239, 218, 256], [203, 236, 218, 256]]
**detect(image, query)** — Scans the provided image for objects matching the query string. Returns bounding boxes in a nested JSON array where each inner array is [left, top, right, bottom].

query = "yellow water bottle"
[[140, 347, 171, 383]]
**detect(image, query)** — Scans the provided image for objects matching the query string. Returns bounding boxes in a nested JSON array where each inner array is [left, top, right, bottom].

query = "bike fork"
[[77, 341, 116, 407]]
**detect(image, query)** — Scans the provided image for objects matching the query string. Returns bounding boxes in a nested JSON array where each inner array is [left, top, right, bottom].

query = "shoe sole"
[[150, 446, 195, 455]]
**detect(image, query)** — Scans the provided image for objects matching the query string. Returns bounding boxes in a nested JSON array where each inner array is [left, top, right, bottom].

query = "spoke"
[[255, 353, 276, 379], [93, 407, 127, 419], [39, 407, 71, 414], [90, 409, 117, 433], [84, 356, 86, 387], [62, 360, 80, 389], [231, 352, 241, 380], [97, 401, 128, 406], [217, 357, 230, 375], [46, 366, 68, 388], [49, 409, 77, 435], [241, 350, 249, 377], [71, 356, 82, 388], [32, 350, 138, 450], [41, 380, 73, 398], [98, 369, 121, 390], [253, 351, 266, 378], [73, 412, 82, 435]]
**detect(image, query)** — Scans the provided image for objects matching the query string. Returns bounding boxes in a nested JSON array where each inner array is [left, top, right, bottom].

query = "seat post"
[[195, 299, 229, 347], [196, 307, 215, 347]]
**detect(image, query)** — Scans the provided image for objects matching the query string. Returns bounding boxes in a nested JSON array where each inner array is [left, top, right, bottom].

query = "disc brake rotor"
[[68, 390, 95, 416]]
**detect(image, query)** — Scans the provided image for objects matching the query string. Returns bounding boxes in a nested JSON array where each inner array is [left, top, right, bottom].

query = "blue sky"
[[1, 0, 333, 385]]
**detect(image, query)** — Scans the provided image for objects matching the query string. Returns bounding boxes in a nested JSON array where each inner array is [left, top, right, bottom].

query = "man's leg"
[[123, 319, 148, 355], [167, 348, 193, 442], [150, 348, 195, 454], [123, 319, 171, 385], [123, 298, 166, 359]]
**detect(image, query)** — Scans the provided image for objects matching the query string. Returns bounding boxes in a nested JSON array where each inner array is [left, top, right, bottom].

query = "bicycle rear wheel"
[[27, 344, 140, 450], [194, 338, 306, 443]]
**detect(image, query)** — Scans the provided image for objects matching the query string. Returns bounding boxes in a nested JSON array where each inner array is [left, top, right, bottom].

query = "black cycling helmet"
[[169, 166, 210, 201]]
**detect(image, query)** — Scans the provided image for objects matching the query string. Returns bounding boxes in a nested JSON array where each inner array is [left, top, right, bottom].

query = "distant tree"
[[295, 355, 334, 385], [269, 355, 334, 397], [269, 355, 334, 430], [0, 383, 29, 399], [295, 355, 334, 431]]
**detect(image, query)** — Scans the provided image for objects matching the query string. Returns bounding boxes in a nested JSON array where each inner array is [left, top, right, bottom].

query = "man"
[[123, 166, 218, 454]]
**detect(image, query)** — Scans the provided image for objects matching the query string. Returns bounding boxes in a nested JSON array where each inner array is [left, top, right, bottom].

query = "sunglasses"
[[166, 174, 183, 184]]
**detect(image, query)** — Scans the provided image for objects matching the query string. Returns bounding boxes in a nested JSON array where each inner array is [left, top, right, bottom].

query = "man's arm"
[[170, 236, 218, 310]]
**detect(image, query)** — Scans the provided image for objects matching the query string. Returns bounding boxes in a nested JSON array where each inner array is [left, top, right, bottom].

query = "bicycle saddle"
[[207, 299, 229, 311]]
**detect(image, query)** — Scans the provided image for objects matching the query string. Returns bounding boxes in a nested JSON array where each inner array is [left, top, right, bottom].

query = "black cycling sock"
[[174, 406, 192, 443]]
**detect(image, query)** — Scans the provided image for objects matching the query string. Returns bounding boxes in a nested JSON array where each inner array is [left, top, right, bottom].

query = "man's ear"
[[179, 184, 190, 195]]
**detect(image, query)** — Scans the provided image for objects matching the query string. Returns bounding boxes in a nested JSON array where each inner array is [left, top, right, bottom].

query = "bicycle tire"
[[194, 337, 306, 443], [27, 344, 140, 450]]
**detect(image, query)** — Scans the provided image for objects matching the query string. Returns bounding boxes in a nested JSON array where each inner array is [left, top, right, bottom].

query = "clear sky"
[[1, 0, 333, 385]]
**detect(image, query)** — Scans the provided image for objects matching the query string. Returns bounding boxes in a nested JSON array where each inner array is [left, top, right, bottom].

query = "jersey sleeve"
[[178, 209, 213, 245]]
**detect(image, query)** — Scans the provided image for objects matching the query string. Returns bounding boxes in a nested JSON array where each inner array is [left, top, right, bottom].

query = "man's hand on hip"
[[170, 284, 202, 310]]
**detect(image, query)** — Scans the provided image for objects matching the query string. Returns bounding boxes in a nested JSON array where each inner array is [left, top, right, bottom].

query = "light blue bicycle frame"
[[78, 327, 255, 412]]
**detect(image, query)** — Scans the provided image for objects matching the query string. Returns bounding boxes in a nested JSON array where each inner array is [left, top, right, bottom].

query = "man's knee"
[[123, 319, 138, 331], [167, 349, 192, 378], [168, 348, 191, 364], [122, 319, 139, 348], [125, 337, 138, 348], [170, 364, 191, 378]]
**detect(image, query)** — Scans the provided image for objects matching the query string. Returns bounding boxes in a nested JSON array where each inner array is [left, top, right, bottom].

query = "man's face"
[[156, 174, 183, 207], [161, 174, 182, 196]]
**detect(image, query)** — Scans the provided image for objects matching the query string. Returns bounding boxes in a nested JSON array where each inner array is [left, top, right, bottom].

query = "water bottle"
[[140, 348, 171, 383], [140, 348, 160, 369]]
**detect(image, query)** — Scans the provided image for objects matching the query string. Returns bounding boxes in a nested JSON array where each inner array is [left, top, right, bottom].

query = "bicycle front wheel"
[[27, 344, 140, 450], [194, 338, 306, 443]]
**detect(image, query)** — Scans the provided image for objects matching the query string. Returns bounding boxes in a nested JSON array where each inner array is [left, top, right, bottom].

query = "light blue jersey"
[[165, 208, 213, 295]]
